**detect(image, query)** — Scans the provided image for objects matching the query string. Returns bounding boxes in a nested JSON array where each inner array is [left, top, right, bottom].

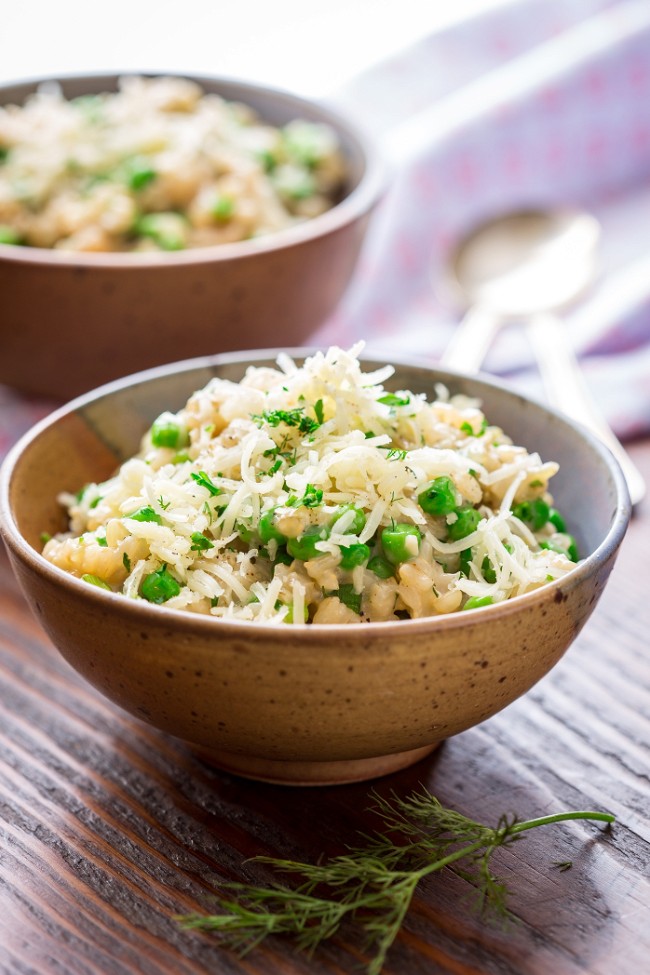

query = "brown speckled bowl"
[[0, 352, 631, 785], [0, 74, 383, 400]]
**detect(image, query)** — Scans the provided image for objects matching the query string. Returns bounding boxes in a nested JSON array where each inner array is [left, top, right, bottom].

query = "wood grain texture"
[[0, 442, 648, 975]]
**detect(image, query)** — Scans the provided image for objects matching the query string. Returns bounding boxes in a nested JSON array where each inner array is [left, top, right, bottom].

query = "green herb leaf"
[[190, 471, 222, 497], [252, 408, 320, 435], [127, 505, 162, 524], [190, 531, 215, 553], [328, 583, 361, 614], [377, 393, 410, 407], [460, 418, 488, 437]]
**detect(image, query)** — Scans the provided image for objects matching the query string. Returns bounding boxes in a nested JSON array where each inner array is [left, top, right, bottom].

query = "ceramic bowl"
[[0, 74, 383, 400], [0, 352, 630, 785]]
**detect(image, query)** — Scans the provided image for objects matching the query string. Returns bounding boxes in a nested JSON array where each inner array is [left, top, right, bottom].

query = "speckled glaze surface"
[[0, 353, 631, 784], [0, 75, 383, 400]]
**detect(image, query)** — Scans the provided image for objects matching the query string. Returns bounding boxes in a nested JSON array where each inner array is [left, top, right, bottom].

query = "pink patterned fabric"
[[1, 0, 649, 464]]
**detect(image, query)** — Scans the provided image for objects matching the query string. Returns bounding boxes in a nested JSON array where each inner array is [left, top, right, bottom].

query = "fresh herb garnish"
[[460, 418, 488, 437], [377, 393, 410, 407], [191, 471, 222, 497], [314, 398, 325, 424], [286, 484, 323, 508], [253, 408, 320, 435], [327, 583, 361, 614], [127, 505, 162, 524], [122, 553, 132, 573], [178, 789, 614, 975], [380, 446, 409, 461], [190, 531, 215, 553]]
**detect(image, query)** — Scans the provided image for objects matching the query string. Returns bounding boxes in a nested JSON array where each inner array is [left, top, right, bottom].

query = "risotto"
[[0, 76, 346, 252], [43, 346, 578, 624]]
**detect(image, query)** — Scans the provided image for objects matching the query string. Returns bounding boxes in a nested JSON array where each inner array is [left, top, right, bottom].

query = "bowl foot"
[[193, 742, 442, 786]]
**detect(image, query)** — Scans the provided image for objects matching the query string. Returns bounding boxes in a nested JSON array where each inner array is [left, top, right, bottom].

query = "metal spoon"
[[441, 208, 645, 506]]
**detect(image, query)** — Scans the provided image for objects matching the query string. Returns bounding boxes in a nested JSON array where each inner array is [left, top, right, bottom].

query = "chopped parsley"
[[287, 484, 323, 508], [190, 471, 222, 496], [460, 418, 488, 437], [253, 408, 320, 435], [190, 532, 215, 553], [377, 393, 410, 407], [328, 584, 362, 615]]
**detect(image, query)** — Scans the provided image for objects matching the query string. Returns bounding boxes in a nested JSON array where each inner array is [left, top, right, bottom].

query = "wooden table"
[[1, 440, 648, 975]]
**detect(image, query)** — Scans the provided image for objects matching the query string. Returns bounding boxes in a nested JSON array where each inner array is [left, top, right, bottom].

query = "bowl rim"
[[0, 348, 631, 641], [0, 70, 386, 268]]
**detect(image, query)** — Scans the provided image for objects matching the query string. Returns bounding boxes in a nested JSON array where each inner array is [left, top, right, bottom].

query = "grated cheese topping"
[[43, 345, 578, 624]]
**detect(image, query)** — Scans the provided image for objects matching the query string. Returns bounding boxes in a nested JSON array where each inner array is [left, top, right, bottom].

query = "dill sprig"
[[177, 788, 614, 974]]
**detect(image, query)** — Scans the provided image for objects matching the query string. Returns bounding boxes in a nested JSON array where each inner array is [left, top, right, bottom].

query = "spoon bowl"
[[441, 207, 644, 506], [449, 208, 600, 317]]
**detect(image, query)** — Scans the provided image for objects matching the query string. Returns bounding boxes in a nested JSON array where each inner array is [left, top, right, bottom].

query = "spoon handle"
[[440, 306, 502, 374], [526, 313, 645, 506]]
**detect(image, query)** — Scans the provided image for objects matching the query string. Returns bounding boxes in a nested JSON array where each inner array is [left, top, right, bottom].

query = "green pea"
[[256, 148, 277, 173], [459, 548, 472, 576], [151, 413, 189, 449], [381, 523, 421, 565], [418, 476, 457, 515], [540, 536, 579, 563], [331, 504, 366, 535], [447, 507, 481, 540], [127, 506, 162, 524], [287, 524, 329, 562], [134, 212, 187, 251], [171, 450, 191, 465], [283, 120, 329, 166], [367, 556, 395, 579], [339, 543, 371, 570], [81, 573, 112, 590], [548, 507, 566, 532], [259, 508, 287, 545], [125, 157, 157, 191], [211, 195, 235, 222], [513, 498, 550, 531], [481, 556, 497, 584], [463, 595, 494, 611], [141, 564, 181, 603], [0, 225, 22, 245]]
